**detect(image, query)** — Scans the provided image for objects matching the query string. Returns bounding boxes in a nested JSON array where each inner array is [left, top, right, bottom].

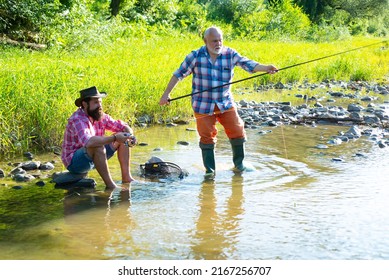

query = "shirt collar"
[[202, 46, 223, 64]]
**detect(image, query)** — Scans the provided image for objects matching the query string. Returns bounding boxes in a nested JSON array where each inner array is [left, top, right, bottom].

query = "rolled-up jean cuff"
[[67, 144, 116, 174]]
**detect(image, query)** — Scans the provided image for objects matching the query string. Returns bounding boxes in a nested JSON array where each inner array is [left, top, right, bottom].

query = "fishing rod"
[[168, 40, 388, 102]]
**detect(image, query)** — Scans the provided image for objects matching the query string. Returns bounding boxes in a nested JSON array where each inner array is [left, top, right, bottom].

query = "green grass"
[[0, 35, 388, 156]]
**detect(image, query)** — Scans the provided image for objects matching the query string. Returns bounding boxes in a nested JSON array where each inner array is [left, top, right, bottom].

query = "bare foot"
[[122, 176, 135, 183], [105, 182, 120, 189]]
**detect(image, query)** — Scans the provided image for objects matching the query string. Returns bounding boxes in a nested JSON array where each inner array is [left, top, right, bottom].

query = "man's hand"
[[115, 132, 133, 143], [254, 63, 278, 74], [266, 64, 278, 74], [159, 95, 170, 106]]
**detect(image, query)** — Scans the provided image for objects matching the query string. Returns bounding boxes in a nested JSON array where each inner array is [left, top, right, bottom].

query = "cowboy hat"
[[75, 86, 107, 107]]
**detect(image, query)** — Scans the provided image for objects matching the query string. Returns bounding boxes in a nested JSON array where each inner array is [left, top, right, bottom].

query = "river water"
[[0, 123, 388, 260]]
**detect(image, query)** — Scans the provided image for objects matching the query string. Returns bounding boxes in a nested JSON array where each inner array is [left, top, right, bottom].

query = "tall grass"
[[0, 35, 388, 156]]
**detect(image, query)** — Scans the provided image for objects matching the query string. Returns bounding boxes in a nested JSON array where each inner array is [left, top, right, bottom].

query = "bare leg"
[[117, 142, 135, 182], [87, 146, 118, 189]]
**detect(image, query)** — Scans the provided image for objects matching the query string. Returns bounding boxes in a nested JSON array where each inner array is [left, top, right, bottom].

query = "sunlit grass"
[[0, 35, 388, 156]]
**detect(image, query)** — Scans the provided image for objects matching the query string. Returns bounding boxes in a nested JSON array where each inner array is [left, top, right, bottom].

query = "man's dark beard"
[[87, 107, 103, 121]]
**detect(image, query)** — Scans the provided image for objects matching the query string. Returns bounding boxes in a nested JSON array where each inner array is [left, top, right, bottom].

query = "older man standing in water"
[[159, 26, 278, 175]]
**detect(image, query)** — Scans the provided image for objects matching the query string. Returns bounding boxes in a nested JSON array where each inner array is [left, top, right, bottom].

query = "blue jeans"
[[67, 144, 116, 174]]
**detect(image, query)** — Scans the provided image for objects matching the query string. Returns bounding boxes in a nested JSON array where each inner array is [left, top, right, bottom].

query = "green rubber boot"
[[200, 143, 215, 174], [230, 138, 246, 172]]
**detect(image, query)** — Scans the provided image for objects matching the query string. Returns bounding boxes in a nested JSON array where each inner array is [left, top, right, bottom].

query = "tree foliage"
[[294, 0, 389, 36], [235, 0, 311, 40], [0, 0, 63, 38], [0, 0, 387, 47], [294, 0, 389, 21]]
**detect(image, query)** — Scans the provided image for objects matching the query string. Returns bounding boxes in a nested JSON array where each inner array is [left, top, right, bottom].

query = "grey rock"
[[347, 104, 364, 112], [315, 144, 329, 149], [13, 173, 35, 182], [327, 138, 342, 145], [39, 162, 55, 171], [138, 142, 149, 146], [21, 161, 40, 171], [346, 126, 362, 137], [10, 167, 26, 176], [23, 152, 34, 160]]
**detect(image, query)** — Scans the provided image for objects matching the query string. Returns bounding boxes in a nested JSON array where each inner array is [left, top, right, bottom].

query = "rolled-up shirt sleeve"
[[173, 51, 197, 80], [233, 51, 259, 73]]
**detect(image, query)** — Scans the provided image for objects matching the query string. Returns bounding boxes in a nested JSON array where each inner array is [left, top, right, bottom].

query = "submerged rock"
[[315, 144, 329, 149]]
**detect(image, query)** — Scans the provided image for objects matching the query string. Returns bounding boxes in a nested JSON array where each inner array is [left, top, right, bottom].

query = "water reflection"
[[1, 124, 389, 260], [191, 174, 244, 259], [60, 185, 133, 259]]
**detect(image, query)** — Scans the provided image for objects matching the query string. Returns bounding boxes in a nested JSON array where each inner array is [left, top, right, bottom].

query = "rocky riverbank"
[[237, 79, 389, 127], [1, 80, 388, 186]]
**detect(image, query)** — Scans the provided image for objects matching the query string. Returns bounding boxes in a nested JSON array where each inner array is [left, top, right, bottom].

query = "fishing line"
[[280, 124, 288, 159], [168, 40, 388, 102]]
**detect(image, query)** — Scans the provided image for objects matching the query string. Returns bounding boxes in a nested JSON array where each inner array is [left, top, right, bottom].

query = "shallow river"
[[0, 123, 388, 260]]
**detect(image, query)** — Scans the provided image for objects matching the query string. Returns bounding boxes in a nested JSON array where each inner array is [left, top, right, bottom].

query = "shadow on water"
[[1, 123, 389, 259]]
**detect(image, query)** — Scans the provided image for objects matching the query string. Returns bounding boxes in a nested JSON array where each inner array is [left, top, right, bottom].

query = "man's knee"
[[87, 145, 107, 158], [197, 126, 218, 144]]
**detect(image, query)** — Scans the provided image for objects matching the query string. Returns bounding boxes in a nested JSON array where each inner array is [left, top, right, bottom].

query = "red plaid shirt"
[[61, 108, 127, 167]]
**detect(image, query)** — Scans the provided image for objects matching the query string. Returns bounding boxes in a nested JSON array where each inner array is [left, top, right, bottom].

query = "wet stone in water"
[[36, 181, 45, 187], [315, 144, 329, 149], [138, 142, 149, 146]]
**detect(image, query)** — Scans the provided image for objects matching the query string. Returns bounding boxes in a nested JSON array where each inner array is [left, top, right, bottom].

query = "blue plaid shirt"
[[173, 46, 258, 114]]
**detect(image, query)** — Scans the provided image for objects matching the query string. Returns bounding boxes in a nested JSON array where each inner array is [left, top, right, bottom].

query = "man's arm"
[[85, 135, 117, 147], [159, 75, 180, 105], [85, 125, 134, 148], [253, 64, 278, 74]]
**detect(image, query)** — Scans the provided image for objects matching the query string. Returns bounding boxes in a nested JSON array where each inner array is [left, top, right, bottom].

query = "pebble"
[[138, 142, 149, 146], [315, 144, 329, 149]]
